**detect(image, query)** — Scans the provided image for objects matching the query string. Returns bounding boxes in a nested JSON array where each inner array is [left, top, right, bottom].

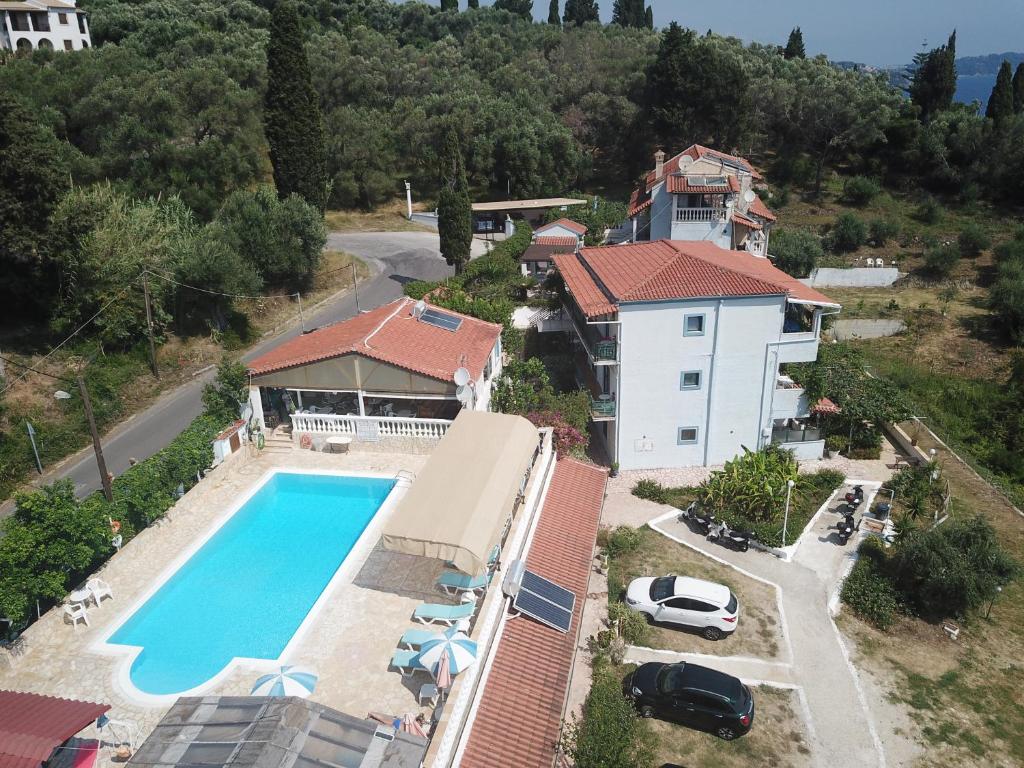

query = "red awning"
[[0, 691, 110, 768], [811, 397, 841, 415]]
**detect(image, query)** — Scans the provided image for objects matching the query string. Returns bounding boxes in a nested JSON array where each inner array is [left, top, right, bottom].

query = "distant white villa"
[[0, 0, 91, 52], [628, 144, 777, 257], [552, 240, 840, 470]]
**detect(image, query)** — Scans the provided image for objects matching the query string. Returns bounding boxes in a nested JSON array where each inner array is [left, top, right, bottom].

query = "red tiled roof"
[[460, 459, 606, 768], [812, 397, 842, 415], [523, 242, 576, 262], [0, 691, 110, 768], [748, 195, 777, 222], [666, 174, 741, 195], [213, 420, 245, 441], [644, 144, 763, 190], [533, 236, 578, 247], [536, 218, 587, 236], [247, 298, 502, 382], [732, 211, 763, 231], [556, 241, 838, 318], [628, 187, 652, 217]]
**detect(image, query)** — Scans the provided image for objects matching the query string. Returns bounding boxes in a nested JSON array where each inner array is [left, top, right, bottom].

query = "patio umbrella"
[[414, 627, 478, 683], [400, 713, 428, 738], [434, 649, 453, 690], [250, 665, 318, 698]]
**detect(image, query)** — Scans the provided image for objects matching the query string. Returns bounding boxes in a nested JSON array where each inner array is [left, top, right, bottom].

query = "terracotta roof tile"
[[555, 241, 837, 317], [533, 236, 578, 247], [247, 298, 501, 382], [0, 691, 110, 768], [748, 195, 777, 222], [523, 242, 576, 262], [732, 211, 763, 231], [666, 174, 741, 195], [460, 459, 606, 768], [628, 187, 652, 217], [536, 218, 587, 236]]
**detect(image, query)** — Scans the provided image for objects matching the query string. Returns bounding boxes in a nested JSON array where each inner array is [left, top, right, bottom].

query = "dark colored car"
[[625, 661, 755, 740]]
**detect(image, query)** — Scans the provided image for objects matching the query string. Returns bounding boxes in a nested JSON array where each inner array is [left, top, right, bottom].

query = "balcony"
[[590, 395, 616, 421], [771, 377, 810, 419], [771, 421, 824, 460], [674, 207, 727, 223], [564, 299, 618, 365]]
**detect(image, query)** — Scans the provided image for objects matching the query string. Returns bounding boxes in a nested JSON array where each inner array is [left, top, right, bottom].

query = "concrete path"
[[650, 512, 886, 768], [9, 232, 454, 505]]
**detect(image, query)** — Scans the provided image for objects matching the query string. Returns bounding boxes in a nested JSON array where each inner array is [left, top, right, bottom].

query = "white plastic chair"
[[64, 604, 89, 629], [87, 578, 113, 606]]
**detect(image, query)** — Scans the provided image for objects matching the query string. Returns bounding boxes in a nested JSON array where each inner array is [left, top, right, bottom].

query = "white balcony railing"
[[674, 207, 727, 222], [291, 412, 452, 440]]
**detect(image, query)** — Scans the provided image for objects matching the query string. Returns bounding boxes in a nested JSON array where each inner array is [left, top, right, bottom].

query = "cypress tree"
[[784, 27, 805, 59], [1012, 62, 1024, 114], [468, 0, 479, 7], [986, 60, 1015, 123], [644, 4, 653, 29], [564, 0, 598, 25], [908, 30, 957, 124], [494, 0, 532, 19], [437, 130, 472, 276], [440, 0, 458, 10], [611, 0, 626, 25], [548, 0, 560, 24], [613, 0, 645, 27], [263, 1, 328, 213]]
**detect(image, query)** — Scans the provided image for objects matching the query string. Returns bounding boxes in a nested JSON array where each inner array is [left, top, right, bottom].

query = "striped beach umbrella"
[[413, 627, 478, 682], [250, 665, 318, 698]]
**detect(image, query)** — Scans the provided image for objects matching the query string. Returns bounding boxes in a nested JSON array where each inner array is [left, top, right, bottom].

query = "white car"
[[624, 575, 739, 640]]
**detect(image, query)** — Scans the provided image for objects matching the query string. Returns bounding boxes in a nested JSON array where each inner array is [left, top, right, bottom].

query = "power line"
[[143, 268, 298, 301], [0, 355, 76, 385]]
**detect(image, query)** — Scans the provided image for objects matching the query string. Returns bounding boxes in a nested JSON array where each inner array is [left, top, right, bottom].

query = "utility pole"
[[351, 263, 361, 313], [78, 374, 113, 502], [142, 272, 160, 379], [25, 422, 42, 474], [296, 292, 305, 333]]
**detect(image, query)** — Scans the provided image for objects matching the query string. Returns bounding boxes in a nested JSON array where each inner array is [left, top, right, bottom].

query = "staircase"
[[263, 425, 294, 454]]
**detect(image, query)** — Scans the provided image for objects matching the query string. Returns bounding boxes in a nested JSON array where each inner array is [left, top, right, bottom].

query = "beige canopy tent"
[[382, 410, 540, 575]]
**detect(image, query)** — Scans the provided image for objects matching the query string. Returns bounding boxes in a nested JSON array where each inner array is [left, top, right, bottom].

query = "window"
[[683, 314, 705, 336], [58, 12, 68, 24], [680, 371, 701, 390], [63, 40, 73, 50], [665, 597, 691, 610], [677, 427, 699, 445], [688, 599, 718, 613]]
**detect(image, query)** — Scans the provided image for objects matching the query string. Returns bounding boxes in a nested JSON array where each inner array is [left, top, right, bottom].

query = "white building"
[[246, 297, 503, 440], [519, 218, 586, 277], [552, 240, 840, 470], [628, 144, 777, 257], [0, 0, 91, 52]]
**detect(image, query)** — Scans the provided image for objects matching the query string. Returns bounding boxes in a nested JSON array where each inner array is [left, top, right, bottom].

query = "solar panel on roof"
[[420, 308, 462, 332], [510, 567, 576, 633]]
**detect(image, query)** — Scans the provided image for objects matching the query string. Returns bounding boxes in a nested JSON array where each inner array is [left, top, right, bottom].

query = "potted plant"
[[825, 434, 845, 459], [609, 461, 619, 478]]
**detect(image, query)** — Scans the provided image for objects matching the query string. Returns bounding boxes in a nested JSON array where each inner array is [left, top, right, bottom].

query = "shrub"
[[841, 541, 901, 629], [825, 433, 847, 454], [924, 243, 960, 277], [868, 218, 900, 246], [843, 176, 881, 206], [915, 196, 943, 225], [605, 525, 642, 557], [700, 445, 798, 523], [827, 213, 867, 253], [561, 665, 654, 768], [608, 602, 649, 645], [202, 357, 248, 424], [631, 479, 667, 503], [526, 410, 587, 457], [769, 228, 821, 277], [957, 222, 991, 258]]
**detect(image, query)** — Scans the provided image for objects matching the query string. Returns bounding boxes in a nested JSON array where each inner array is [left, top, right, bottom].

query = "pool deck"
[[0, 444, 453, 747]]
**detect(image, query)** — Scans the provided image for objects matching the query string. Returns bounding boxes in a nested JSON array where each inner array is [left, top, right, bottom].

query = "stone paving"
[[0, 443, 475, 760]]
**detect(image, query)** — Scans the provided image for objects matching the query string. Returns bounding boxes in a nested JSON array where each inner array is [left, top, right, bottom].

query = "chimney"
[[654, 149, 666, 179]]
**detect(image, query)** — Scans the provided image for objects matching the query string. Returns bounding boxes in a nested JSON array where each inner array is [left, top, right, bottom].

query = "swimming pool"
[[106, 472, 396, 696]]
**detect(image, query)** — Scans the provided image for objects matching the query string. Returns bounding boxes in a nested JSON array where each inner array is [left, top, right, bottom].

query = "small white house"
[[533, 218, 587, 244], [628, 144, 777, 257], [552, 240, 840, 470], [0, 0, 91, 52], [247, 297, 503, 440]]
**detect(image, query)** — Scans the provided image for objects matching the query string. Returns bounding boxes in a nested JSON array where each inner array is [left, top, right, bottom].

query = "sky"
[[412, 1, 1024, 67]]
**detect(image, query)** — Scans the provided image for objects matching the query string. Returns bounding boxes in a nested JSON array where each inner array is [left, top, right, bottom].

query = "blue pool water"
[[109, 472, 395, 695]]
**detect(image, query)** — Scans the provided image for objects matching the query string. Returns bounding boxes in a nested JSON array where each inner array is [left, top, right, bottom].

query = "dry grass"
[[649, 684, 812, 768], [610, 527, 785, 659], [324, 200, 433, 233]]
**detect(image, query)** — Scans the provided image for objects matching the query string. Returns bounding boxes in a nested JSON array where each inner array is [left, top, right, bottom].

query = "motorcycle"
[[844, 485, 864, 508], [678, 502, 716, 534], [707, 520, 753, 552], [836, 512, 858, 545]]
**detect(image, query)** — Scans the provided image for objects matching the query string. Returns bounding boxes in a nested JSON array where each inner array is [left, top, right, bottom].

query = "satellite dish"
[[743, 190, 756, 204], [456, 384, 474, 408], [453, 367, 471, 387], [54, 390, 71, 400], [412, 300, 427, 319], [678, 155, 693, 168]]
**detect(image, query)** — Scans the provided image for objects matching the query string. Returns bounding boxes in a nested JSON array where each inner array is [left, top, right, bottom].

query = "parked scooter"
[[844, 485, 865, 508], [678, 502, 716, 534], [836, 511, 858, 545], [707, 520, 754, 552]]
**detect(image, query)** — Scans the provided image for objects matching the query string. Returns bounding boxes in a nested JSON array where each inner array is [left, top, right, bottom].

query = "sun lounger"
[[398, 628, 435, 650], [390, 649, 425, 676], [413, 602, 475, 626], [437, 571, 489, 595]]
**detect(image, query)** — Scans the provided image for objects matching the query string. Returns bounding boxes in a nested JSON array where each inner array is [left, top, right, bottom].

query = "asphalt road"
[[26, 231, 454, 502]]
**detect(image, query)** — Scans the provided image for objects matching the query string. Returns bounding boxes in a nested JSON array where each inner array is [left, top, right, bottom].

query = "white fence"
[[674, 207, 727, 222], [291, 413, 452, 440]]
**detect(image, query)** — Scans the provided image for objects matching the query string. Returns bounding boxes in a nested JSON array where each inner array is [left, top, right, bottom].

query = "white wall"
[[474, 338, 502, 412], [648, 183, 672, 241], [616, 296, 791, 470], [535, 224, 581, 242], [670, 218, 731, 248], [2, 8, 91, 51]]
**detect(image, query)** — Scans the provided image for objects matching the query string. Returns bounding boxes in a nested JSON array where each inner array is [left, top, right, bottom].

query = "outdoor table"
[[325, 436, 352, 454], [68, 588, 92, 607]]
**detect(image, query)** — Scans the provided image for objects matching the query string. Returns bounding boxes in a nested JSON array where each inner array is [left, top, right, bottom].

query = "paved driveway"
[[611, 492, 888, 768], [14, 232, 454, 504]]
